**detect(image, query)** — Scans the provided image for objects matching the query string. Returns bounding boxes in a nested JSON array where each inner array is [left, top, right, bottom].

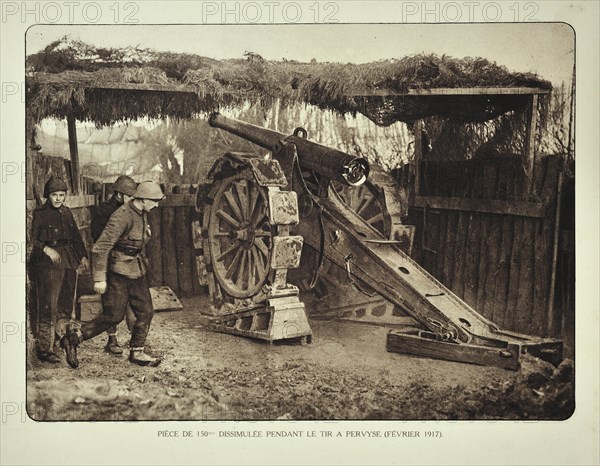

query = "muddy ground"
[[26, 295, 574, 421]]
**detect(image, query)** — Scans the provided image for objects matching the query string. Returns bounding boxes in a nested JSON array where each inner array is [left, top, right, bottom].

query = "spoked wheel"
[[332, 180, 389, 236], [206, 170, 272, 299]]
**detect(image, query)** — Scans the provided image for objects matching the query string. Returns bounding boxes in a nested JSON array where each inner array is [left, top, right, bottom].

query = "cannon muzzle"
[[208, 112, 368, 186]]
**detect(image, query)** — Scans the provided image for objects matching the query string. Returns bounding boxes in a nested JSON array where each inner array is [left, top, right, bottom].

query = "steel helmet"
[[112, 175, 137, 196], [133, 181, 165, 201], [43, 177, 68, 198]]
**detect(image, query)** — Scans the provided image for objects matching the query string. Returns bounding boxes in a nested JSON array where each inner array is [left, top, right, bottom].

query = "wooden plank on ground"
[[386, 331, 520, 371]]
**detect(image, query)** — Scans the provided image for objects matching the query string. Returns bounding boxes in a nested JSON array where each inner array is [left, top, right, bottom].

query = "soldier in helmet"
[[29, 177, 88, 363], [90, 175, 137, 355], [61, 181, 165, 368]]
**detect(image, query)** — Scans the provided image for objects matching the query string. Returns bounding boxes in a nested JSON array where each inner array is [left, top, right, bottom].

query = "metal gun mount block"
[[268, 189, 300, 225], [270, 235, 304, 269]]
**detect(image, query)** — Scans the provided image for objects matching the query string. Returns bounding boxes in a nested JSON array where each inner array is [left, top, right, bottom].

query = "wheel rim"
[[207, 174, 272, 298]]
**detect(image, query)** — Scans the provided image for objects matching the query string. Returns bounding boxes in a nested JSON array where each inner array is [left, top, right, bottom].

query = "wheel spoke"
[[237, 250, 248, 289], [224, 190, 244, 222], [364, 212, 384, 225], [252, 247, 266, 279], [253, 210, 268, 228], [248, 184, 260, 223], [216, 243, 239, 261], [255, 237, 270, 258], [225, 248, 243, 279], [357, 194, 375, 216], [217, 209, 240, 228], [235, 180, 249, 220]]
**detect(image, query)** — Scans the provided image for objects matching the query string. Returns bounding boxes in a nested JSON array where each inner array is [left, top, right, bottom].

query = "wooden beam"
[[413, 196, 547, 218], [159, 194, 196, 207], [525, 94, 539, 193], [67, 114, 81, 194], [33, 76, 550, 97], [94, 82, 198, 93], [27, 195, 96, 211], [352, 87, 551, 97], [64, 195, 97, 208]]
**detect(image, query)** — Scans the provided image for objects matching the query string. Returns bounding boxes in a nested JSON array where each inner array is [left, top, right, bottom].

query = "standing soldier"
[[29, 177, 88, 363], [90, 175, 137, 355], [61, 181, 165, 368]]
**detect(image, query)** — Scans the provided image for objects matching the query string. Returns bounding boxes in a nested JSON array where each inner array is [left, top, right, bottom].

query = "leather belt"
[[114, 244, 142, 256], [45, 240, 71, 247]]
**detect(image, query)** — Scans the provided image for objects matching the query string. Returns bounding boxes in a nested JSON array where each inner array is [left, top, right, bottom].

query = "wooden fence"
[[144, 190, 204, 297], [397, 155, 565, 338]]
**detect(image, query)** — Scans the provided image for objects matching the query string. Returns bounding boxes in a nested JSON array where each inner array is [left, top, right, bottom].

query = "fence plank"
[[174, 206, 194, 297], [161, 207, 180, 294], [435, 210, 449, 280], [505, 217, 524, 329], [494, 216, 514, 327], [146, 208, 163, 288], [451, 211, 469, 298], [515, 218, 536, 333], [442, 212, 459, 286], [482, 214, 502, 321], [413, 196, 547, 218]]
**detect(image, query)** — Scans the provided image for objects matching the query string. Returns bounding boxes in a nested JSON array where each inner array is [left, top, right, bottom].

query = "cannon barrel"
[[209, 112, 369, 186]]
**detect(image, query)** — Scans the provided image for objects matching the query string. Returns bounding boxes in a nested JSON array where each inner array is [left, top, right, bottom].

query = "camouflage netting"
[[27, 37, 552, 127]]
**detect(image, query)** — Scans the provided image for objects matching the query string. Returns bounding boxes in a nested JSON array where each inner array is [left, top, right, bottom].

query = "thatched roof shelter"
[[27, 38, 551, 127]]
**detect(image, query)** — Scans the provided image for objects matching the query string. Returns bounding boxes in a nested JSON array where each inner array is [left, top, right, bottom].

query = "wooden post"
[[525, 94, 539, 194], [67, 114, 81, 194], [547, 170, 564, 336], [414, 119, 423, 195]]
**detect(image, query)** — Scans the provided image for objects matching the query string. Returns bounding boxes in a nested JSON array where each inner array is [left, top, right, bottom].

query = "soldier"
[[90, 175, 137, 355], [61, 181, 165, 368], [29, 177, 88, 363]]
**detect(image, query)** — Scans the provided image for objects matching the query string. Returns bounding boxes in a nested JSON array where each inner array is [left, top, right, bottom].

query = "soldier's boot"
[[104, 334, 124, 356], [36, 323, 60, 364], [60, 325, 83, 369], [129, 347, 161, 367], [37, 351, 61, 364]]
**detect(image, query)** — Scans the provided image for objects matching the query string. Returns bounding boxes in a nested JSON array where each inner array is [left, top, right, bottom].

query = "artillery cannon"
[[198, 113, 563, 369]]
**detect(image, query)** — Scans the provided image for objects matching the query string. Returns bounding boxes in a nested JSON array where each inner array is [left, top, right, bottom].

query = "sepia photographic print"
[[2, 2, 599, 465]]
